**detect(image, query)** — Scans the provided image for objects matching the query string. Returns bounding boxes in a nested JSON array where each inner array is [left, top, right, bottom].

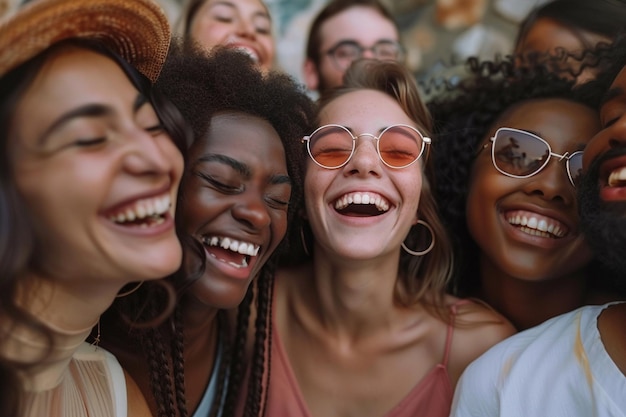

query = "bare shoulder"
[[445, 295, 517, 386]]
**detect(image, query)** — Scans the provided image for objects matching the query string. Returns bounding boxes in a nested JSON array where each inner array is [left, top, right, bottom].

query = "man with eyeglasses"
[[449, 37, 626, 417], [303, 0, 404, 96]]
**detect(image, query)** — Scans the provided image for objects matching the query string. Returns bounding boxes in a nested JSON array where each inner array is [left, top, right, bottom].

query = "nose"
[[522, 158, 573, 205], [362, 47, 376, 59], [234, 17, 256, 39], [343, 135, 383, 178], [231, 190, 272, 230], [123, 128, 176, 176]]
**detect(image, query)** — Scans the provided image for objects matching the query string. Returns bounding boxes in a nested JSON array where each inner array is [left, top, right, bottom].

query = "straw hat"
[[0, 0, 171, 83]]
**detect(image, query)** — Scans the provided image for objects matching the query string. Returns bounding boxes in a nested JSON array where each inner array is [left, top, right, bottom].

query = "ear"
[[303, 58, 319, 91]]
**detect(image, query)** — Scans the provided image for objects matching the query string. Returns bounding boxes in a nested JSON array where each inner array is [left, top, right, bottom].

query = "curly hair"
[[428, 56, 607, 297], [107, 40, 315, 417]]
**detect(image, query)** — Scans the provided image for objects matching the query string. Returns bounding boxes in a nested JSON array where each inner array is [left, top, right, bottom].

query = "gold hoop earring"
[[401, 220, 435, 256], [300, 226, 310, 256], [115, 281, 144, 298]]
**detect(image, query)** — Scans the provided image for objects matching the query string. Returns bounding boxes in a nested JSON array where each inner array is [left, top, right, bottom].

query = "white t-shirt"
[[450, 303, 626, 417]]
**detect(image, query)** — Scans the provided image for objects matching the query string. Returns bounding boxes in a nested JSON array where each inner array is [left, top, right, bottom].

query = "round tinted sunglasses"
[[483, 127, 583, 187], [302, 124, 431, 169]]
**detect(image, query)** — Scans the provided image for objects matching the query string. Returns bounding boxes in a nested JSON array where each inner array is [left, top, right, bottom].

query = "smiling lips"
[[201, 236, 260, 269], [505, 210, 568, 239], [108, 194, 171, 227], [334, 191, 391, 215], [607, 166, 626, 187]]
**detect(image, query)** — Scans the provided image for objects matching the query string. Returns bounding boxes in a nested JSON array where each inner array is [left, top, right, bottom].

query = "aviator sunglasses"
[[484, 127, 583, 187], [302, 124, 431, 169]]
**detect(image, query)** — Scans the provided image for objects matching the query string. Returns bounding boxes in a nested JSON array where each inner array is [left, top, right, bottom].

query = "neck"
[[479, 256, 588, 330], [302, 248, 404, 340]]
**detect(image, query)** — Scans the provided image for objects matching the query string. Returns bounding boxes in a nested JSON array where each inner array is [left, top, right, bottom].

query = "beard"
[[578, 146, 626, 288]]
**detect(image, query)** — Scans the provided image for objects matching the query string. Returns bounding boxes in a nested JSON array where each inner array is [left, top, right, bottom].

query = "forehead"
[[192, 111, 284, 157], [494, 98, 599, 148], [202, 0, 269, 14], [319, 6, 398, 49], [318, 89, 414, 131], [521, 17, 610, 53]]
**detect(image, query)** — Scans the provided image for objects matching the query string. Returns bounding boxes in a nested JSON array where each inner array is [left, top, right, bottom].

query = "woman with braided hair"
[[100, 41, 315, 417]]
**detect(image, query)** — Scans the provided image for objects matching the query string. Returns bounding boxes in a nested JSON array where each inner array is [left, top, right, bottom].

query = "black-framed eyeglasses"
[[484, 127, 584, 187], [325, 40, 405, 71], [302, 124, 430, 169]]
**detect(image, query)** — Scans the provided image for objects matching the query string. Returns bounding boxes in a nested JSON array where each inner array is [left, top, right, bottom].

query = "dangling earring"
[[91, 321, 101, 351], [402, 220, 435, 256], [115, 281, 144, 298], [300, 226, 310, 256]]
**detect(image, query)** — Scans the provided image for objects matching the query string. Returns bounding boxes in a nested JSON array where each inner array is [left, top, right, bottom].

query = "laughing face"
[[10, 47, 184, 287], [466, 98, 599, 281], [182, 111, 290, 308], [304, 89, 423, 261], [579, 66, 626, 278], [188, 0, 275, 71]]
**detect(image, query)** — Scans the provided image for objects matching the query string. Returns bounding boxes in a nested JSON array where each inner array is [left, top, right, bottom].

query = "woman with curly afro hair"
[[99, 41, 315, 417], [429, 56, 621, 330]]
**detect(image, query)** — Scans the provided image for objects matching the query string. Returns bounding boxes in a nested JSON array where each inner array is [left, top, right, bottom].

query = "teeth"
[[608, 166, 626, 187], [334, 192, 390, 212], [109, 194, 171, 224], [202, 236, 260, 257], [506, 211, 567, 238]]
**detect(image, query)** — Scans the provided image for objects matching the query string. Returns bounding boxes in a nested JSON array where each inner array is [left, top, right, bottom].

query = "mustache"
[[584, 144, 626, 182]]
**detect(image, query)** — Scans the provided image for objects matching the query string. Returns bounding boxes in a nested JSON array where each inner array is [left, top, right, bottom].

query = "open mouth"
[[228, 45, 259, 63], [201, 236, 260, 269], [607, 166, 626, 187], [333, 192, 391, 217], [107, 194, 171, 228], [505, 210, 568, 239]]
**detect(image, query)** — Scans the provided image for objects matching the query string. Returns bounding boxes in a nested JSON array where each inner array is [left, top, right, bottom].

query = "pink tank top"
[[261, 301, 467, 417]]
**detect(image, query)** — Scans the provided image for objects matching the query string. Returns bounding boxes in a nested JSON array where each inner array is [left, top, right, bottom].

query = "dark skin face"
[[181, 111, 291, 311], [466, 98, 599, 283]]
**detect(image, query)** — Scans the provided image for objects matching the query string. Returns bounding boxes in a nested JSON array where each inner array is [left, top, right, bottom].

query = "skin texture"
[[303, 6, 399, 93], [182, 111, 290, 311], [11, 48, 183, 300], [273, 89, 514, 417], [8, 47, 184, 417], [188, 0, 275, 70], [466, 98, 600, 330]]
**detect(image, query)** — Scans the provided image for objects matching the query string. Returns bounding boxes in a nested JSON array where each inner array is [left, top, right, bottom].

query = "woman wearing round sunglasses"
[[257, 59, 514, 417], [431, 59, 620, 331]]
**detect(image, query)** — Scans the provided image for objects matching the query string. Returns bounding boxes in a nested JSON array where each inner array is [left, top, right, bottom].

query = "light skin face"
[[466, 98, 599, 282], [189, 0, 275, 71], [182, 111, 290, 309], [304, 6, 399, 93], [305, 89, 423, 261], [10, 47, 184, 290]]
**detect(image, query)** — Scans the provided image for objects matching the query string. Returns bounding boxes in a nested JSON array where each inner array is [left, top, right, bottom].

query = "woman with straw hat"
[[0, 0, 188, 415]]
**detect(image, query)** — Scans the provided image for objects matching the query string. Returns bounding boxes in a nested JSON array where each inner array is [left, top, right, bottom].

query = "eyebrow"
[[209, 1, 271, 20], [195, 153, 291, 185], [38, 93, 148, 145]]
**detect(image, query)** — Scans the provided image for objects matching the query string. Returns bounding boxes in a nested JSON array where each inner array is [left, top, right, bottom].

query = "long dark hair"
[[0, 38, 189, 417]]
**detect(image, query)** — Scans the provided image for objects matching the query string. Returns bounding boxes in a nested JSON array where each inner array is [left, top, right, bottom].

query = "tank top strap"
[[442, 299, 473, 367]]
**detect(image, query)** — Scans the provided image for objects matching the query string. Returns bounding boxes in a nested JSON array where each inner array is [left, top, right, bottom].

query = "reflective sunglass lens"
[[379, 126, 422, 168], [309, 126, 353, 168], [493, 130, 549, 177], [568, 151, 584, 187]]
